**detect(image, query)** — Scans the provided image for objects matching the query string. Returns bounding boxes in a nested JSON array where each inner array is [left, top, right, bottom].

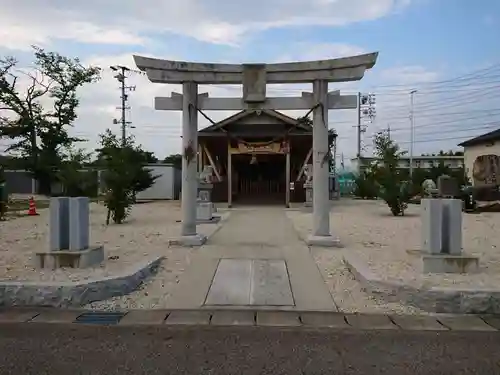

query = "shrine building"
[[197, 109, 336, 207]]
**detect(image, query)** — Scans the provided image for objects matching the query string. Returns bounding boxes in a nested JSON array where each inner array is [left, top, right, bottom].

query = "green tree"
[[57, 147, 98, 197], [353, 169, 378, 199], [372, 131, 411, 216], [97, 130, 158, 224], [0, 47, 100, 194], [0, 165, 6, 220], [163, 154, 182, 168]]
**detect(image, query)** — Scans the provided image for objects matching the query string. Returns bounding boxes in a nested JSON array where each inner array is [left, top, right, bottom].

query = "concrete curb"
[[0, 308, 499, 332], [343, 253, 500, 314], [0, 257, 163, 308]]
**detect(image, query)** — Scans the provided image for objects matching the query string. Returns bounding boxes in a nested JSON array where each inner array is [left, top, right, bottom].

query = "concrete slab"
[[118, 310, 169, 325], [422, 254, 479, 274], [35, 246, 104, 269], [345, 314, 398, 330], [30, 310, 83, 323], [211, 311, 255, 326], [205, 259, 252, 305], [165, 311, 211, 325], [391, 315, 448, 331], [300, 312, 350, 328], [256, 311, 301, 327], [164, 255, 219, 309], [250, 260, 294, 306], [285, 248, 337, 311], [0, 309, 40, 322], [437, 316, 497, 331]]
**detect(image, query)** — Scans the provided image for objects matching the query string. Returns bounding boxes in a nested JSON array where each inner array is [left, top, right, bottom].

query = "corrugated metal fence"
[[3, 164, 182, 199]]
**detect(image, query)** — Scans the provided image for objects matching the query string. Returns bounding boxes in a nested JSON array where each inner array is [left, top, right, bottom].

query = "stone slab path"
[[165, 207, 337, 311]]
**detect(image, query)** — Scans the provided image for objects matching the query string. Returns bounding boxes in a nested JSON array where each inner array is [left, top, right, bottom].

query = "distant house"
[[351, 155, 464, 173], [458, 128, 500, 187]]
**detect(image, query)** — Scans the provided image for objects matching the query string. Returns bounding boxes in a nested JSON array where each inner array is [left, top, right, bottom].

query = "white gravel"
[[287, 199, 500, 290], [0, 201, 215, 283]]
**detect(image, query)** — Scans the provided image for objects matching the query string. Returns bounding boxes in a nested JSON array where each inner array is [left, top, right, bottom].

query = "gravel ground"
[[312, 248, 426, 314], [287, 199, 500, 290], [0, 201, 214, 283]]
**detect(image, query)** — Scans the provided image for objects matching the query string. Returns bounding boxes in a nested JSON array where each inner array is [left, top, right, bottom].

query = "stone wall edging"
[[343, 253, 500, 314], [0, 257, 163, 308]]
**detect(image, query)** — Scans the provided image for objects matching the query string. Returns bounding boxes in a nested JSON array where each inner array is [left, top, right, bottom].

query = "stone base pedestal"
[[306, 235, 342, 248], [35, 246, 104, 269], [304, 186, 313, 207], [169, 233, 207, 247], [197, 215, 221, 224], [422, 254, 479, 274], [197, 201, 219, 223]]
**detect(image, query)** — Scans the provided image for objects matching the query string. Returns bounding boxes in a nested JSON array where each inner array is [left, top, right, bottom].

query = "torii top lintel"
[[133, 52, 378, 85]]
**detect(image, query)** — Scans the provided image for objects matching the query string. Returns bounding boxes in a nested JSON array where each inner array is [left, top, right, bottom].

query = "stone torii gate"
[[134, 53, 378, 247]]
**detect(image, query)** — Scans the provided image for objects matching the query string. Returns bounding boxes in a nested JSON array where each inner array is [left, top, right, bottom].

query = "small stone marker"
[[420, 197, 479, 274], [441, 199, 462, 255], [37, 196, 104, 269], [50, 197, 70, 251], [421, 179, 436, 197], [69, 197, 90, 251], [421, 199, 443, 254], [437, 175, 459, 197]]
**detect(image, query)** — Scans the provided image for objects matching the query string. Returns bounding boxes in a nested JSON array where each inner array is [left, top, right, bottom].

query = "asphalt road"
[[0, 323, 499, 374]]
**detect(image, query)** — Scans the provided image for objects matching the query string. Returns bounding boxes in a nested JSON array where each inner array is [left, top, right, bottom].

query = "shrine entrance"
[[134, 52, 378, 246], [233, 153, 286, 205]]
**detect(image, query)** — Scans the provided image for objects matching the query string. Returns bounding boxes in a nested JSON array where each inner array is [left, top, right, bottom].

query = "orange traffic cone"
[[28, 196, 39, 216]]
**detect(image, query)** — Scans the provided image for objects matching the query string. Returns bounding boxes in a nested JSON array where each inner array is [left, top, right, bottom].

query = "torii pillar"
[[134, 53, 378, 247]]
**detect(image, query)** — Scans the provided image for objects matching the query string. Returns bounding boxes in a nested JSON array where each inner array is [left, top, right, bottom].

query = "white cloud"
[[0, 0, 412, 48], [377, 66, 440, 85], [2, 41, 446, 160]]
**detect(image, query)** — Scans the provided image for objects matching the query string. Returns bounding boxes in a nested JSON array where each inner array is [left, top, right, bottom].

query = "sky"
[[1, 0, 499, 165]]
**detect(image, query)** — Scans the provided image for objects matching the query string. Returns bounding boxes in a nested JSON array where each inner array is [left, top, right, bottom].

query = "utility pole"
[[355, 92, 376, 160], [387, 123, 391, 140], [409, 89, 417, 178], [356, 92, 361, 158], [110, 65, 136, 147], [332, 134, 337, 177]]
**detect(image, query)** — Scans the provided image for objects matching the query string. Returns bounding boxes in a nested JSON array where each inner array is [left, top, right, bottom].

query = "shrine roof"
[[198, 109, 311, 134]]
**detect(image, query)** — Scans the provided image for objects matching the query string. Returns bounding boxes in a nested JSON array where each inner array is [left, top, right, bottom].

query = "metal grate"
[[75, 312, 126, 325]]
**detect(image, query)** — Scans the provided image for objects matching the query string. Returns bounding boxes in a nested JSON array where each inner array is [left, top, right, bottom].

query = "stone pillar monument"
[[420, 198, 479, 273], [36, 197, 104, 269]]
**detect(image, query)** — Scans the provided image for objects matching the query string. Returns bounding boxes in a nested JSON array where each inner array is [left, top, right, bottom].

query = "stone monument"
[[421, 179, 437, 198], [437, 174, 459, 198], [197, 166, 220, 223], [420, 198, 478, 273], [35, 197, 104, 269], [304, 164, 313, 208]]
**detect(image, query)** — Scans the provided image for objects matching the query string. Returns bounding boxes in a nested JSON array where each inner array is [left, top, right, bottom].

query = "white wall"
[[136, 165, 176, 200]]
